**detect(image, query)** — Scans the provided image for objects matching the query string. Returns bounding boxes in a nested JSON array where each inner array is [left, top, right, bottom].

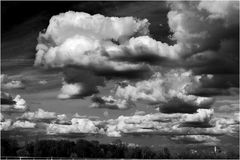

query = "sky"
[[1, 1, 239, 151]]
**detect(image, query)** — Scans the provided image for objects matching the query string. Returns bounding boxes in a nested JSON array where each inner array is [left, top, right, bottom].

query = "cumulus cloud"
[[0, 119, 36, 131], [12, 120, 36, 129], [34, 12, 151, 75], [115, 69, 214, 113], [47, 118, 101, 135], [1, 74, 24, 89], [58, 82, 83, 99], [90, 95, 135, 110], [105, 112, 183, 137], [104, 110, 239, 137], [19, 108, 57, 123], [181, 109, 214, 123], [37, 11, 149, 45], [105, 36, 183, 61], [33, 1, 239, 100], [1, 92, 28, 113]]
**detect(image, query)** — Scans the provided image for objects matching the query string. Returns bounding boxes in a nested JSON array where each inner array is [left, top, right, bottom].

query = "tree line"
[[1, 138, 239, 159]]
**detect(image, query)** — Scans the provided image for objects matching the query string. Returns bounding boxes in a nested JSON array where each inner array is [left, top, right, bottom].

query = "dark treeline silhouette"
[[1, 138, 239, 159]]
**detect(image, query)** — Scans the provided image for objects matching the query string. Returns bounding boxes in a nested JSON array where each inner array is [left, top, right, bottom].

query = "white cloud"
[[40, 11, 149, 45], [90, 95, 135, 110], [47, 118, 100, 135], [35, 35, 144, 71], [58, 82, 83, 99], [105, 36, 183, 60], [115, 69, 214, 112], [134, 110, 146, 116], [181, 109, 214, 123], [33, 1, 239, 100], [0, 93, 28, 113], [12, 120, 36, 129], [19, 108, 57, 122], [13, 95, 28, 110]]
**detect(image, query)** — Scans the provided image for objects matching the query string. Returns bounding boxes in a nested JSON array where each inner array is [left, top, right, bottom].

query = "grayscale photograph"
[[1, 0, 239, 159]]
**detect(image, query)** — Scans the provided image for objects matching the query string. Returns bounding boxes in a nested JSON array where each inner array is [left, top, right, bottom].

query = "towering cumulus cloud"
[[34, 11, 151, 99], [34, 1, 238, 102]]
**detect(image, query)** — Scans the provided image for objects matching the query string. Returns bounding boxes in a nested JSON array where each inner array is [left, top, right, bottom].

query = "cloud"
[[58, 67, 105, 99], [181, 109, 214, 123], [115, 69, 214, 113], [104, 109, 239, 137], [31, 1, 238, 100], [46, 118, 101, 135], [58, 82, 83, 99], [105, 36, 183, 62], [19, 108, 57, 123], [134, 110, 146, 116], [170, 135, 220, 145], [1, 91, 15, 105], [0, 92, 28, 113], [167, 1, 239, 81], [180, 109, 214, 128], [35, 32, 151, 98], [0, 119, 12, 131], [12, 120, 36, 129], [37, 11, 149, 45], [105, 112, 183, 137], [90, 95, 135, 110], [198, 1, 239, 26], [167, 1, 239, 55], [1, 74, 24, 89], [0, 119, 36, 131], [38, 80, 47, 85]]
